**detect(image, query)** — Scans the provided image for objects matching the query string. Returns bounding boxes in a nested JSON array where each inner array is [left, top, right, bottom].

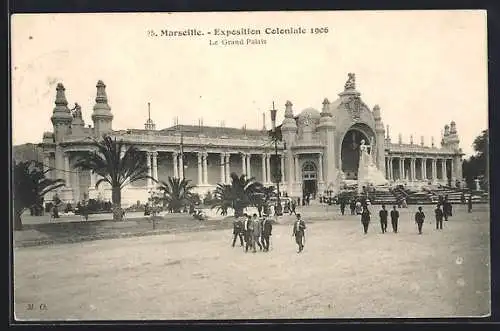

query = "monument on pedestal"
[[474, 178, 482, 191], [357, 139, 388, 194]]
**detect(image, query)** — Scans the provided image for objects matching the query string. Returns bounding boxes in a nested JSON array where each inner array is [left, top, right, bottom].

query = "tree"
[[211, 172, 262, 217], [211, 184, 233, 216], [462, 129, 488, 190], [74, 135, 155, 221], [253, 185, 276, 217], [157, 177, 196, 213], [13, 160, 66, 230]]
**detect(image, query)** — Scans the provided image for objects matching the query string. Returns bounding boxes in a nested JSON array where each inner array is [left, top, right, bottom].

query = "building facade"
[[39, 74, 464, 206]]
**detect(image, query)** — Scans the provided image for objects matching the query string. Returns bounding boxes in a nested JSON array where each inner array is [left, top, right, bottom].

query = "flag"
[[268, 125, 282, 141]]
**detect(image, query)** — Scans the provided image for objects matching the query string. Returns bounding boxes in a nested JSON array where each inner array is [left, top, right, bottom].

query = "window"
[[302, 161, 317, 180]]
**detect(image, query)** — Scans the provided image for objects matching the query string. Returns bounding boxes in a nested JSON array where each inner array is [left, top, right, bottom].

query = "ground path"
[[14, 205, 490, 320]]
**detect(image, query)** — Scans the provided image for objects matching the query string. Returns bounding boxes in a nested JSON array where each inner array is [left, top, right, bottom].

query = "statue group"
[[357, 139, 388, 193]]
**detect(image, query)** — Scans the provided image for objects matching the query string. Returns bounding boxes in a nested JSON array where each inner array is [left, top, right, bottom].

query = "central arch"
[[302, 161, 318, 198], [340, 123, 375, 180]]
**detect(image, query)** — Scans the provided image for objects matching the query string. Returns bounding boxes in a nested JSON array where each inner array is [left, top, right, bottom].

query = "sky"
[[11, 10, 487, 156]]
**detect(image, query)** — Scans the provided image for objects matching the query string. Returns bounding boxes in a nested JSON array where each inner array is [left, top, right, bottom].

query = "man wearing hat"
[[252, 214, 263, 252], [231, 216, 244, 247], [260, 213, 273, 252], [243, 214, 254, 252], [292, 213, 307, 253]]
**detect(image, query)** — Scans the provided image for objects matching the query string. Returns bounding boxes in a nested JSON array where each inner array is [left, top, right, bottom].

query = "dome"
[[297, 108, 321, 126]]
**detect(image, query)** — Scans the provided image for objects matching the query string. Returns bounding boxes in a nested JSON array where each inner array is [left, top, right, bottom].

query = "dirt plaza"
[[14, 204, 490, 320]]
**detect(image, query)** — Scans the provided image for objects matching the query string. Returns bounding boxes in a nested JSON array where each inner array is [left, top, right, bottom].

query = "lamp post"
[[269, 102, 282, 216]]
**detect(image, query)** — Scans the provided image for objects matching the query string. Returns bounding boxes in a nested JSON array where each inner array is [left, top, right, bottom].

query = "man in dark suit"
[[390, 205, 399, 233], [252, 214, 263, 252], [379, 204, 388, 233], [415, 206, 425, 234], [340, 197, 346, 216], [290, 199, 297, 215], [243, 214, 254, 253], [231, 216, 244, 247], [261, 215, 273, 252], [443, 196, 452, 221], [435, 204, 444, 230], [292, 213, 307, 253]]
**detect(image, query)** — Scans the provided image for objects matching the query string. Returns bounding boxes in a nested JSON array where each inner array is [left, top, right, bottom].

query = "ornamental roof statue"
[[344, 72, 356, 90], [72, 102, 82, 118]]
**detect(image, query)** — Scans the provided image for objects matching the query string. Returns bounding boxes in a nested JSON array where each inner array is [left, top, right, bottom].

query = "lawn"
[[13, 204, 490, 320]]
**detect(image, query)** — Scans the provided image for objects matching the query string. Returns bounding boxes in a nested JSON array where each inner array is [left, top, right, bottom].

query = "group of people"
[[359, 198, 455, 235], [231, 213, 308, 253], [231, 213, 274, 253]]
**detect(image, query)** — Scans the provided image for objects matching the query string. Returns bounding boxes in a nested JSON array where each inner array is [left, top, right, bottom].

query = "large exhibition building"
[[39, 73, 464, 206]]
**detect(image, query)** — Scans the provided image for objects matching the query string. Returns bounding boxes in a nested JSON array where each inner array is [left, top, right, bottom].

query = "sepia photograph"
[[11, 10, 490, 320]]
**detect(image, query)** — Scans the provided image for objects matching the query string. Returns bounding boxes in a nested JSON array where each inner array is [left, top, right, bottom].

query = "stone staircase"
[[367, 187, 398, 205]]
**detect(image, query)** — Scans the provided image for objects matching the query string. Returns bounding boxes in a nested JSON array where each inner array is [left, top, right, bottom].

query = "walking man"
[[252, 214, 263, 252], [390, 205, 399, 233], [261, 214, 273, 252], [379, 204, 388, 233], [244, 214, 254, 253], [292, 213, 307, 253], [467, 194, 473, 213], [231, 216, 244, 247], [435, 204, 444, 230], [340, 197, 346, 216], [361, 205, 371, 234], [290, 199, 297, 215], [415, 206, 425, 235], [350, 199, 356, 215]]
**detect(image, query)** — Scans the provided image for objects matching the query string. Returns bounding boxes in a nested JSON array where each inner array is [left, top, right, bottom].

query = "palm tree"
[[211, 172, 262, 217], [74, 135, 155, 221], [157, 176, 196, 213], [13, 160, 66, 231], [211, 184, 234, 216], [253, 185, 276, 217]]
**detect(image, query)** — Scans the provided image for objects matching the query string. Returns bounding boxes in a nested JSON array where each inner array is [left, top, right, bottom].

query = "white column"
[[197, 152, 203, 185], [399, 158, 404, 180], [294, 155, 300, 183], [43, 155, 51, 178], [432, 158, 437, 182], [178, 152, 184, 179], [318, 153, 324, 182], [450, 158, 455, 181], [89, 170, 96, 188], [64, 154, 71, 187], [389, 158, 393, 180], [146, 152, 152, 187], [287, 152, 294, 195], [225, 153, 231, 183], [173, 152, 179, 178], [261, 153, 267, 183], [246, 154, 251, 178], [410, 158, 415, 181], [280, 154, 285, 183], [152, 152, 158, 182], [220, 153, 225, 183], [441, 159, 447, 182], [266, 154, 271, 184], [203, 152, 208, 184], [420, 158, 425, 180], [241, 153, 247, 176]]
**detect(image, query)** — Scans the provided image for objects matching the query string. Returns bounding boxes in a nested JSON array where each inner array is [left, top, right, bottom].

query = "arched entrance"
[[341, 124, 374, 180], [302, 161, 318, 198]]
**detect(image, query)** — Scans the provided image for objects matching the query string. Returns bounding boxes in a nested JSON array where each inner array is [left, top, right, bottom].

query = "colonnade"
[[385, 156, 459, 182]]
